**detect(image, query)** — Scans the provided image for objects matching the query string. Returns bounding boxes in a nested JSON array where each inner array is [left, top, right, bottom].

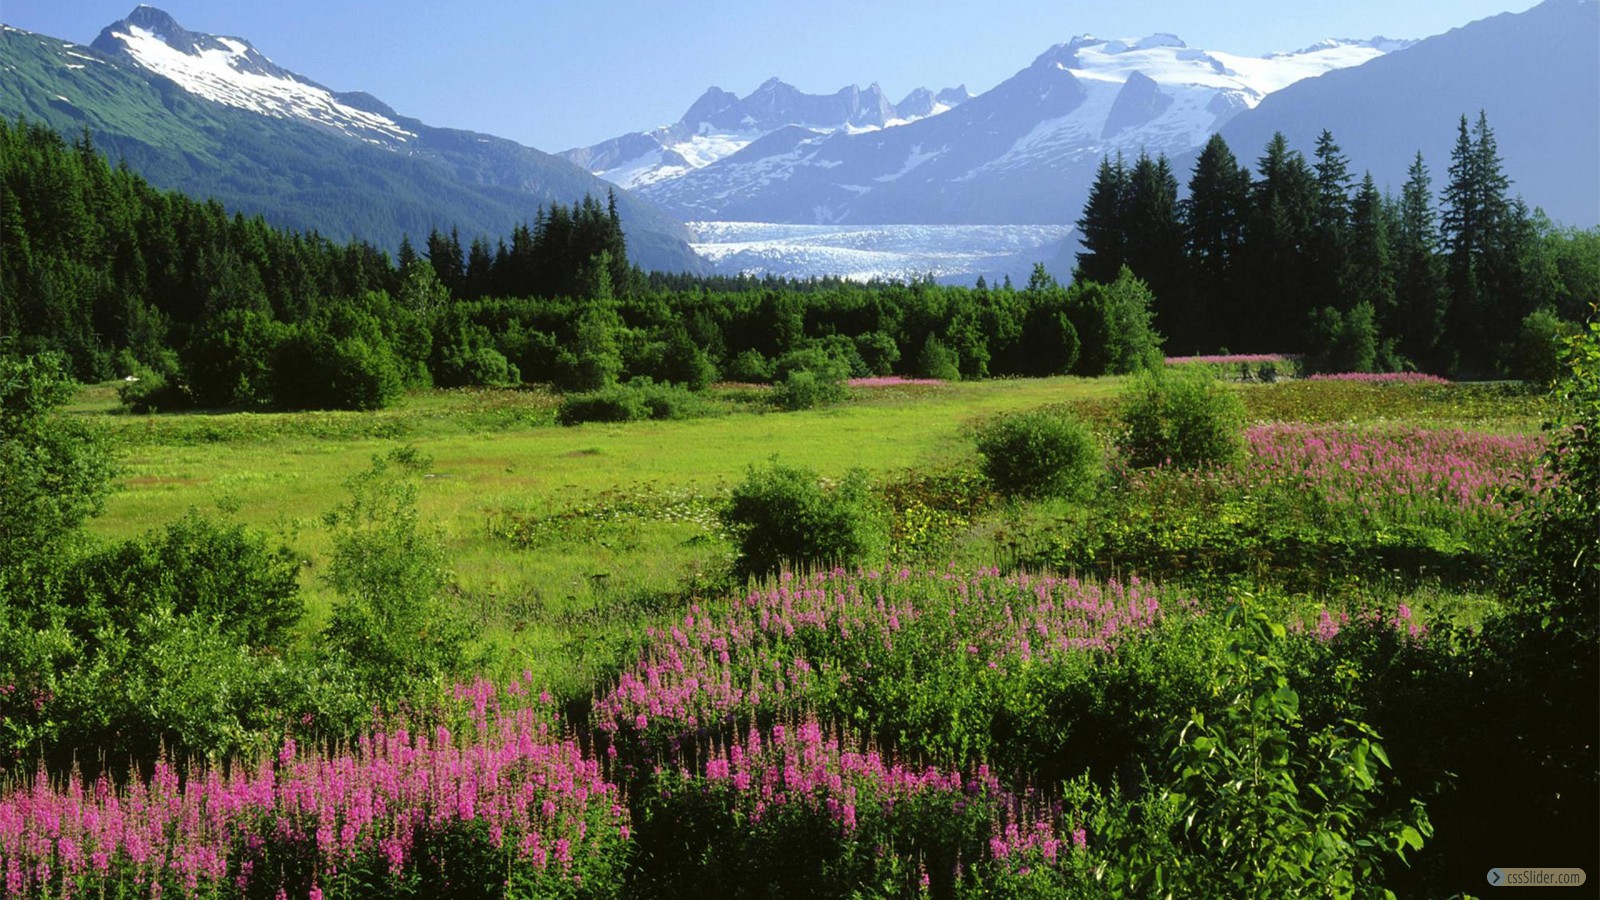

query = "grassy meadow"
[[72, 375, 1539, 690], [6, 366, 1587, 898]]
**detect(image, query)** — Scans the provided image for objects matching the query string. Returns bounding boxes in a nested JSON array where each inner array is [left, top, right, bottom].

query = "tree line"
[[1075, 113, 1597, 376], [5, 113, 1594, 413]]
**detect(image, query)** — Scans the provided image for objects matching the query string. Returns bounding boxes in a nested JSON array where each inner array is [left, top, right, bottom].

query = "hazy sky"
[[2, 1, 1542, 151]]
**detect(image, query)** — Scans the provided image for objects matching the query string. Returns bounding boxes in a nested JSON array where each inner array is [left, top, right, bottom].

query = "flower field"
[[3, 341, 1594, 897]]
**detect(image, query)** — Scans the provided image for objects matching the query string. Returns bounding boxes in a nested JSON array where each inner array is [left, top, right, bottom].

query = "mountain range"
[[1, 2, 1593, 284], [1216, 0, 1598, 227], [582, 34, 1412, 227], [561, 79, 973, 190], [0, 6, 704, 273]]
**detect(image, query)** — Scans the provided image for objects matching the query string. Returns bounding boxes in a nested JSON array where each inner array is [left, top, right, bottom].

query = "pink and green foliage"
[[593, 568, 1179, 776], [1166, 354, 1292, 365], [1245, 424, 1553, 530], [634, 717, 1085, 896], [1306, 372, 1450, 384], [1041, 423, 1551, 588], [594, 569, 1166, 741], [0, 675, 626, 899]]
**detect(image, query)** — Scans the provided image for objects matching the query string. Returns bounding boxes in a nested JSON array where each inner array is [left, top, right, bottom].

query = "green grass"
[[70, 374, 1542, 690], [73, 377, 1118, 688]]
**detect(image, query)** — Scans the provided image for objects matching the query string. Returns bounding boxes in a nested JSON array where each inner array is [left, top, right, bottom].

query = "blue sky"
[[2, 1, 1541, 151]]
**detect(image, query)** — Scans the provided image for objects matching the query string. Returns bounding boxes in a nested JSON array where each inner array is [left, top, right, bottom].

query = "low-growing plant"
[[721, 461, 886, 579], [67, 511, 303, 649], [1119, 367, 1246, 469], [1160, 604, 1429, 897], [557, 379, 707, 425], [975, 409, 1102, 500], [322, 452, 473, 695]]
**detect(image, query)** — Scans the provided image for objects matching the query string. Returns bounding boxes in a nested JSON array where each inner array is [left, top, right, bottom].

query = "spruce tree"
[[1075, 152, 1129, 283], [1312, 129, 1355, 311], [1241, 133, 1319, 350], [1347, 173, 1396, 339], [1395, 152, 1447, 367], [1442, 111, 1515, 372], [1184, 134, 1252, 351], [1123, 152, 1190, 351]]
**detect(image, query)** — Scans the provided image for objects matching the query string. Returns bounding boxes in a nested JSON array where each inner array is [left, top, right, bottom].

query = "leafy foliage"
[[323, 451, 472, 695], [0, 352, 115, 585], [1119, 367, 1246, 469], [975, 409, 1101, 500], [721, 461, 886, 579]]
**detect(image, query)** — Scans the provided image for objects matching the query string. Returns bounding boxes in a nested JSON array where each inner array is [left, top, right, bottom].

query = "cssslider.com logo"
[[1487, 868, 1587, 887]]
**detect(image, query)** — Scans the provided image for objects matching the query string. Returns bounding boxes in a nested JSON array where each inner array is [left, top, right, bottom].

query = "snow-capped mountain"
[[578, 33, 1406, 227], [90, 5, 414, 145], [561, 79, 972, 190], [14, 6, 703, 272]]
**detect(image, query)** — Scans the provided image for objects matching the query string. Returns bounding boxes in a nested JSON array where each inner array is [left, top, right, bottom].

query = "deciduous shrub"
[[557, 379, 706, 425], [322, 452, 472, 695], [68, 511, 303, 649], [975, 410, 1101, 500], [721, 461, 886, 579], [0, 353, 115, 584], [916, 333, 962, 381], [1119, 367, 1246, 469]]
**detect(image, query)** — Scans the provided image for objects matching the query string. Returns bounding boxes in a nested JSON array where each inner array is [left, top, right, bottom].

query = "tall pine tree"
[[1075, 153, 1129, 284], [1185, 134, 1252, 350]]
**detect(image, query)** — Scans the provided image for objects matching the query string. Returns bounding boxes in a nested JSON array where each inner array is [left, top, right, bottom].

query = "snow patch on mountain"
[[571, 79, 971, 190], [103, 21, 414, 144]]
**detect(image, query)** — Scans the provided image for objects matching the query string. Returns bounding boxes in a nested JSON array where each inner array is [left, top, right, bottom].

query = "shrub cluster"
[[1119, 367, 1246, 469], [721, 462, 886, 579], [975, 410, 1101, 500], [556, 379, 707, 425]]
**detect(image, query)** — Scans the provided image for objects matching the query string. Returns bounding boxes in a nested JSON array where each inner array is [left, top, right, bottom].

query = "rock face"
[[11, 6, 704, 271], [566, 31, 1410, 227]]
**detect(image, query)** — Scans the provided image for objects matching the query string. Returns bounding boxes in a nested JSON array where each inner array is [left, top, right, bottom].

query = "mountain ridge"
[[580, 31, 1409, 227], [2, 7, 705, 272]]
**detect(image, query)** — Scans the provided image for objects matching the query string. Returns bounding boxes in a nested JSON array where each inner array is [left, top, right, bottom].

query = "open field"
[[66, 376, 1547, 690], [8, 368, 1585, 898]]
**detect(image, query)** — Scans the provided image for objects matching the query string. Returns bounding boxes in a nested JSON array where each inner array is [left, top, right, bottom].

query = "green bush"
[[916, 333, 962, 381], [116, 368, 187, 413], [1514, 308, 1578, 384], [722, 461, 887, 579], [322, 453, 472, 695], [181, 308, 284, 408], [433, 322, 520, 387], [557, 380, 706, 425], [975, 410, 1101, 500], [68, 512, 303, 649], [726, 349, 775, 383], [1119, 367, 1246, 469], [774, 368, 847, 411], [0, 353, 116, 584]]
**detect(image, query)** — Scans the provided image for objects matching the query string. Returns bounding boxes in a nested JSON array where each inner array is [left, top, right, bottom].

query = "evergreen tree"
[[1395, 152, 1447, 367], [1346, 173, 1396, 336], [1441, 111, 1516, 372], [425, 228, 463, 299], [1240, 133, 1319, 350], [1184, 134, 1252, 352], [396, 234, 418, 278], [464, 237, 494, 300], [1312, 130, 1355, 311], [1075, 152, 1129, 283], [1123, 152, 1191, 351]]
